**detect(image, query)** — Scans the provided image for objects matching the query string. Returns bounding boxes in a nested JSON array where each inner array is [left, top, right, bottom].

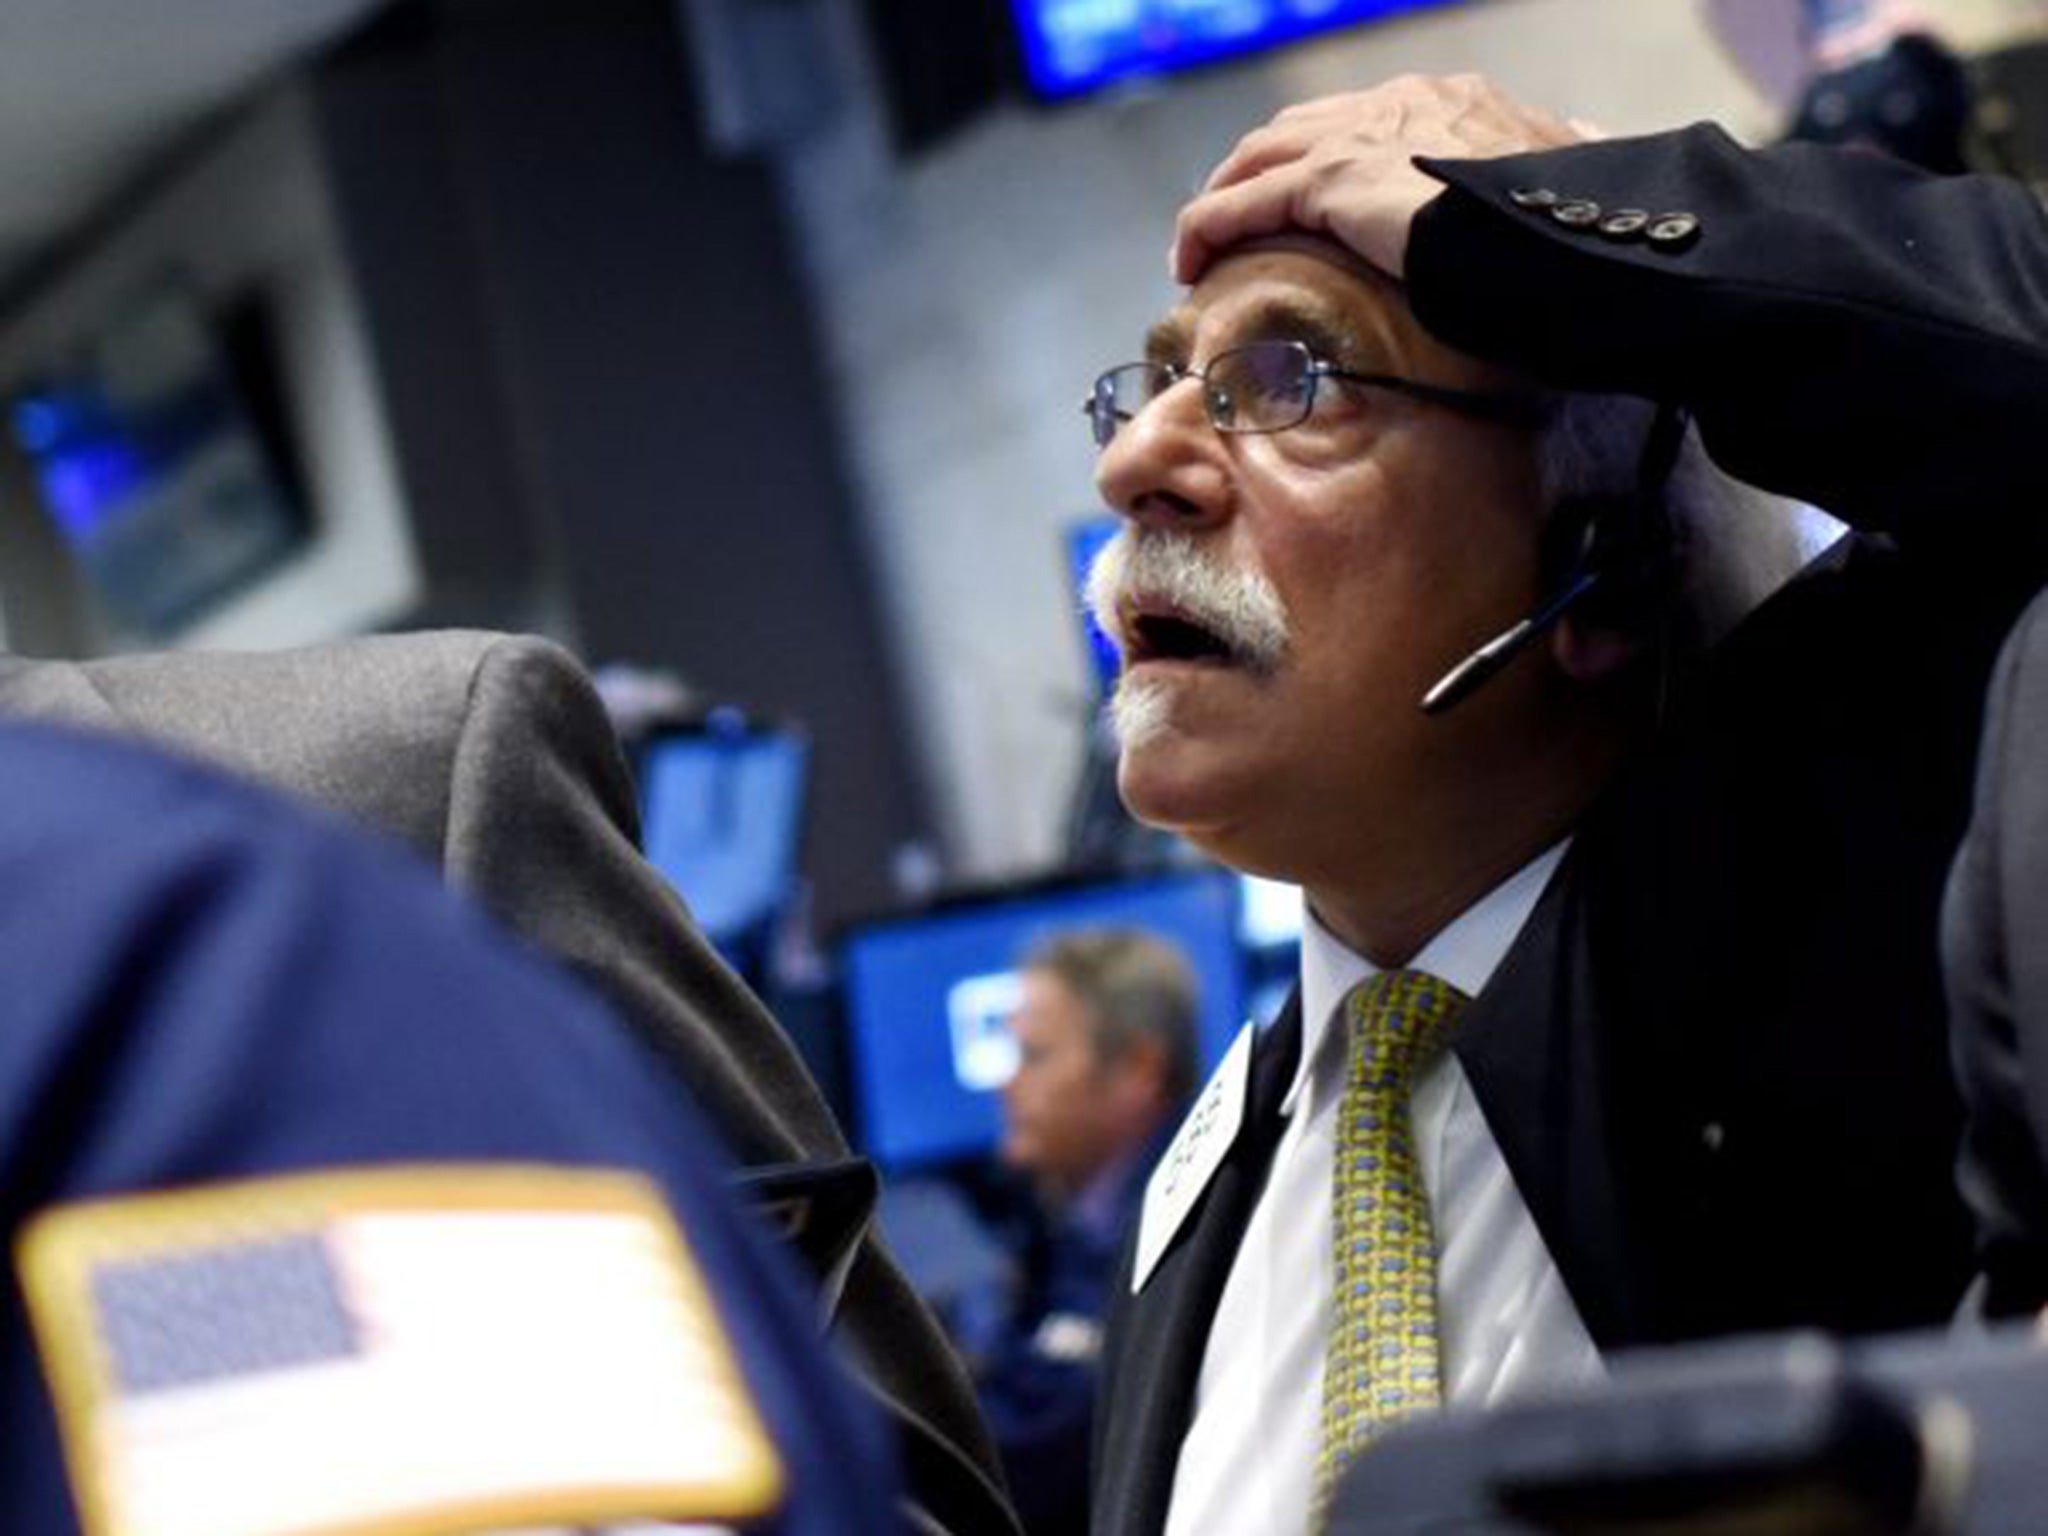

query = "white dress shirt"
[[1162, 843, 1604, 1536]]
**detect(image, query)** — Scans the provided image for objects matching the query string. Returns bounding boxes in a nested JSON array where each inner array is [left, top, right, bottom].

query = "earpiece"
[[1420, 403, 1687, 716]]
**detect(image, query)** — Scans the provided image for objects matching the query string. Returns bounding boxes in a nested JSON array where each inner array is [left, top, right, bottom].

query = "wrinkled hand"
[[1171, 74, 1590, 286]]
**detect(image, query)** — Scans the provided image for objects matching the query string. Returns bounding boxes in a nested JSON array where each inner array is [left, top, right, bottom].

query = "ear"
[[1107, 1036, 1171, 1113], [1550, 610, 1643, 684]]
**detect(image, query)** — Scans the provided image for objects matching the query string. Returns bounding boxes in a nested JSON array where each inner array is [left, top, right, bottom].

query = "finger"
[[1293, 161, 1433, 280], [1196, 92, 1384, 193], [1197, 113, 1340, 196], [1479, 94, 1584, 149], [1172, 169, 1312, 284]]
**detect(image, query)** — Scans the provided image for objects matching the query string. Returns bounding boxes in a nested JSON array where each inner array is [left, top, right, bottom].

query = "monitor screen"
[[1240, 873, 1303, 950], [840, 867, 1247, 1171], [1012, 0, 1465, 101], [638, 724, 809, 964], [1067, 513, 1122, 697], [8, 279, 311, 639]]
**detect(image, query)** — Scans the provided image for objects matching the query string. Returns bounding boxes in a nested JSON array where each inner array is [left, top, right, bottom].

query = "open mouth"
[[1123, 602, 1241, 669]]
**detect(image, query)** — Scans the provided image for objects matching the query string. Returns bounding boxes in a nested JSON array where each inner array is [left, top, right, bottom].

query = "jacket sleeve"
[[1408, 125, 2048, 554], [439, 634, 838, 1167], [0, 721, 904, 1536], [1945, 590, 2048, 1315], [437, 634, 1020, 1536]]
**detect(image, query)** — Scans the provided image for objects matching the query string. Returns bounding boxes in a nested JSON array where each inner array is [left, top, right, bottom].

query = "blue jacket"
[[980, 1131, 1166, 1536], [0, 721, 898, 1536]]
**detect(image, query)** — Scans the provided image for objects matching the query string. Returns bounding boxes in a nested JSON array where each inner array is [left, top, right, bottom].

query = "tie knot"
[[1344, 969, 1464, 1090]]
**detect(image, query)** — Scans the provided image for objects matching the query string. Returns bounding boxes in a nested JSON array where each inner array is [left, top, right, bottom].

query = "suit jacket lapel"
[[1451, 839, 1655, 1350], [1096, 854, 1658, 1536], [1093, 1002, 1301, 1536]]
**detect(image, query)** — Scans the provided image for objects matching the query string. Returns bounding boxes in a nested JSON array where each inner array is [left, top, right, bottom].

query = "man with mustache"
[[1082, 74, 2048, 1536]]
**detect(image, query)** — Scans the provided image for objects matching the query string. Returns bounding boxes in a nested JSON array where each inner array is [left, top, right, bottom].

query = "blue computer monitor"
[[1239, 873, 1303, 950], [840, 867, 1247, 1171], [1012, 0, 1466, 102], [1238, 873, 1304, 1029], [9, 280, 311, 638], [1067, 513, 1122, 697], [638, 723, 809, 970]]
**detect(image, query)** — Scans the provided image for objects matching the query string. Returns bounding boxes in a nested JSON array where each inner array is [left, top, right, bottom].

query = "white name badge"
[[1133, 1021, 1254, 1294]]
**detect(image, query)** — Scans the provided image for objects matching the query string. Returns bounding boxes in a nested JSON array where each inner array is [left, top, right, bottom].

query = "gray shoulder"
[[65, 630, 549, 726], [2005, 590, 2048, 678], [13, 631, 590, 864], [1984, 591, 2048, 766]]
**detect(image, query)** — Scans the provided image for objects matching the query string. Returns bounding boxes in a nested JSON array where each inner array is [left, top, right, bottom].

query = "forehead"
[[1145, 245, 1502, 389], [1145, 247, 1407, 362], [1017, 969, 1100, 1040]]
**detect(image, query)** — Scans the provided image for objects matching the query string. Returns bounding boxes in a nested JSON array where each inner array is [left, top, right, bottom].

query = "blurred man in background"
[[977, 928, 1198, 1535], [1703, 0, 1984, 176], [1002, 929, 1199, 1209]]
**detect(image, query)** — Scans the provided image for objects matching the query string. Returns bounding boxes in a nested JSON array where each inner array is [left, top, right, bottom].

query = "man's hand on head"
[[1171, 74, 1590, 287]]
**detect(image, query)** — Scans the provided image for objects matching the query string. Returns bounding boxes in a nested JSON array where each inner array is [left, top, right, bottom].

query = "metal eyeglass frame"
[[1082, 339, 1548, 449]]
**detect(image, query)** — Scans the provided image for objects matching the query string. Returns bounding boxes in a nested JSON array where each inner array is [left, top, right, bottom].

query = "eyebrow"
[[1140, 295, 1385, 372], [1228, 296, 1378, 370], [1143, 314, 1193, 366]]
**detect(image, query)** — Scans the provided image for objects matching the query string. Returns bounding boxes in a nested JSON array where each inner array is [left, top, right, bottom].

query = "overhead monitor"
[[8, 279, 311, 640], [840, 866, 1247, 1171], [1012, 0, 1466, 102]]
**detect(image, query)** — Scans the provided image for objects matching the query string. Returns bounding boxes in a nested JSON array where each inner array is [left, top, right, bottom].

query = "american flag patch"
[[17, 1166, 785, 1536], [95, 1232, 359, 1395]]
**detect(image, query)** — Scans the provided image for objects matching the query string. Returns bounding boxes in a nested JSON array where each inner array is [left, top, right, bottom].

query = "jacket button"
[[1550, 198, 1602, 230], [1510, 186, 1559, 210], [1597, 208, 1650, 241], [1646, 212, 1703, 251]]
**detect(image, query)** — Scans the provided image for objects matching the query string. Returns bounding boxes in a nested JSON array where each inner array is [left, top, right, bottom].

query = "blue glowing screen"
[[1013, 0, 1464, 100], [640, 723, 810, 960], [841, 868, 1247, 1171], [1067, 513, 1122, 697], [7, 282, 305, 638]]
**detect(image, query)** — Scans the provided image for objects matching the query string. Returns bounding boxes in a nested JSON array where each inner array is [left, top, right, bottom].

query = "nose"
[[1093, 376, 1233, 533]]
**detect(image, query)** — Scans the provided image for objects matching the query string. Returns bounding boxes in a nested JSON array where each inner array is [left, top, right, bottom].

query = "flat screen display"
[[1067, 513, 1122, 697], [639, 725, 809, 965], [8, 280, 309, 639], [1240, 873, 1303, 950], [1013, 0, 1465, 101], [841, 867, 1247, 1170]]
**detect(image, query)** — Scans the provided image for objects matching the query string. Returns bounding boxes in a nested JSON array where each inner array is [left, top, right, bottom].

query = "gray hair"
[[1537, 392, 1820, 652], [1023, 928, 1202, 1107]]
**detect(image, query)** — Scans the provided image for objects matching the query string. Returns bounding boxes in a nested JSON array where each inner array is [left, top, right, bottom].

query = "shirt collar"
[[1284, 838, 1570, 1118]]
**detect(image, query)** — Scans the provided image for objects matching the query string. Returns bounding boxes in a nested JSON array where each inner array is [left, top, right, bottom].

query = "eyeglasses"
[[1082, 339, 1547, 449]]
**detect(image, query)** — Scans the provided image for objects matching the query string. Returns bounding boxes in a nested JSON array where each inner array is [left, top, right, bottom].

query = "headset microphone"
[[1420, 402, 1689, 716], [1420, 568, 1602, 714]]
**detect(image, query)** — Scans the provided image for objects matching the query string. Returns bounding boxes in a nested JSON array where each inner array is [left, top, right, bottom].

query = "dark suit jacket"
[[0, 631, 1016, 1536], [980, 1135, 1165, 1536], [0, 720, 898, 1536], [1946, 589, 2048, 1315], [1094, 127, 2048, 1536]]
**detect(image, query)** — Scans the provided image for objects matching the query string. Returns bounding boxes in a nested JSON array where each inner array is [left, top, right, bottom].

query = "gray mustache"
[[1084, 528, 1292, 673]]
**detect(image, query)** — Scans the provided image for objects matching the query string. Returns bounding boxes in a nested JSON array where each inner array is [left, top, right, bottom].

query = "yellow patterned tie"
[[1314, 968, 1467, 1526]]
